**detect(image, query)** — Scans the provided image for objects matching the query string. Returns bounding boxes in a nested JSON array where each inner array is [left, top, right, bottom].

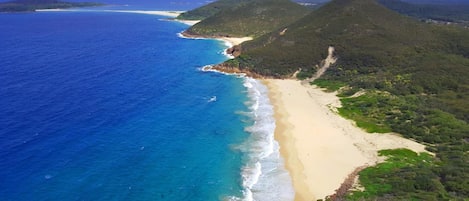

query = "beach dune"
[[264, 79, 427, 201]]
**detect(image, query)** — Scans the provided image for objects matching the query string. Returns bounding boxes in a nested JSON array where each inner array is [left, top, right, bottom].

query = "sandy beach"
[[106, 10, 183, 17], [264, 79, 428, 201], [112, 10, 202, 25], [102, 10, 202, 25], [35, 9, 193, 20], [220, 37, 253, 46], [174, 20, 200, 26], [35, 9, 183, 17], [179, 31, 252, 58]]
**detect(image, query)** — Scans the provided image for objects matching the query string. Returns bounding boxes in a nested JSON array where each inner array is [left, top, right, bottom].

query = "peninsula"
[[179, 0, 311, 58], [0, 0, 103, 12]]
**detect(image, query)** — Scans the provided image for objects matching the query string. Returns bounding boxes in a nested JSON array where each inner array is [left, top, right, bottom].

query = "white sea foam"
[[225, 78, 294, 201], [222, 51, 235, 59], [220, 40, 235, 59], [199, 65, 246, 78], [177, 33, 235, 59], [177, 32, 207, 40]]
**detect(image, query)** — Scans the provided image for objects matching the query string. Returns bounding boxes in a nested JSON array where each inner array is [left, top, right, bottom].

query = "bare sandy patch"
[[264, 79, 428, 201]]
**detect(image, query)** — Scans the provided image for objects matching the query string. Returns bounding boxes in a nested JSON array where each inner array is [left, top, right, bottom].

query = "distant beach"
[[109, 10, 202, 25], [264, 79, 428, 201], [108, 10, 184, 17]]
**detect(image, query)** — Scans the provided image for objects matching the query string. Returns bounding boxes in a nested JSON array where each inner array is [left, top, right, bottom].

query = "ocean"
[[0, 5, 293, 201]]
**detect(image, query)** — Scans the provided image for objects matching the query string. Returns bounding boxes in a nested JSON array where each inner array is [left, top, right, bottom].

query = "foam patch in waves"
[[177, 33, 234, 59], [226, 78, 294, 201], [219, 40, 235, 59]]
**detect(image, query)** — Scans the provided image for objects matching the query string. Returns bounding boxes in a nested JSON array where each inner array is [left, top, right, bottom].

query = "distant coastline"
[[0, 0, 104, 12]]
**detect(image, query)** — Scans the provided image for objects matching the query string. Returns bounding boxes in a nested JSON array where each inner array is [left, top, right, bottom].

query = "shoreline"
[[264, 79, 428, 201], [175, 21, 293, 200], [219, 36, 254, 46], [173, 19, 200, 26], [106, 10, 183, 17], [35, 8, 202, 26], [237, 78, 295, 201], [179, 31, 252, 46], [179, 31, 253, 61]]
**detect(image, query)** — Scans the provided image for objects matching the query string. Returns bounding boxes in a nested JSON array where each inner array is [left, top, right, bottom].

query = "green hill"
[[176, 0, 320, 21], [0, 0, 103, 12], [176, 0, 250, 21], [183, 0, 310, 38], [225, 0, 469, 119], [379, 0, 469, 26], [229, 0, 468, 76], [216, 0, 469, 199]]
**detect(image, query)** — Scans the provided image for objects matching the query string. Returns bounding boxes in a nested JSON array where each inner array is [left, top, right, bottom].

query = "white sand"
[[36, 9, 185, 18], [105, 10, 201, 25], [36, 9, 67, 11], [220, 37, 253, 46], [174, 20, 201, 26], [106, 10, 183, 17], [264, 79, 428, 201], [120, 11, 201, 25]]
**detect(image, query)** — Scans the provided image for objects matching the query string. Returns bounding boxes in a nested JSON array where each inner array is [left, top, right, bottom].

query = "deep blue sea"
[[0, 6, 293, 201]]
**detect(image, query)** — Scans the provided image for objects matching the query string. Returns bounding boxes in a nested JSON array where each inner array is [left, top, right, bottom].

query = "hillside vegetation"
[[176, 0, 250, 20], [176, 0, 323, 21], [212, 0, 468, 199], [225, 0, 469, 121], [379, 0, 469, 26], [0, 0, 102, 12], [183, 0, 310, 38]]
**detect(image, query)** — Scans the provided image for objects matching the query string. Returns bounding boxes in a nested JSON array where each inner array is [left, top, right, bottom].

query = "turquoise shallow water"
[[0, 9, 293, 201]]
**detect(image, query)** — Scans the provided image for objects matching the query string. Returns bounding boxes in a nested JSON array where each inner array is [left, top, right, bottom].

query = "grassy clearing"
[[311, 78, 346, 92]]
